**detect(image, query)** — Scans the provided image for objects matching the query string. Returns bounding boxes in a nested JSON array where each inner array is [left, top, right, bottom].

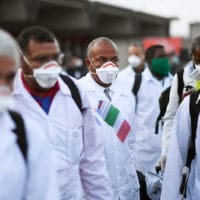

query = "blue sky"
[[90, 0, 200, 38]]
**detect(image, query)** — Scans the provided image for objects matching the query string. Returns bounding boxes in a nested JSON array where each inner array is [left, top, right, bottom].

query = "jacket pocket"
[[67, 127, 83, 165], [52, 126, 83, 168]]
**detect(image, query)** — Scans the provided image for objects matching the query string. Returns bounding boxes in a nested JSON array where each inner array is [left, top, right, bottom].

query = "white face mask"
[[74, 58, 83, 68], [128, 54, 141, 68], [33, 61, 62, 88], [95, 61, 119, 84], [191, 64, 200, 80], [0, 86, 13, 114]]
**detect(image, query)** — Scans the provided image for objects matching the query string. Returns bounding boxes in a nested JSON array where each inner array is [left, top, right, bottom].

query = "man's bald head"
[[87, 37, 118, 57], [128, 43, 144, 56]]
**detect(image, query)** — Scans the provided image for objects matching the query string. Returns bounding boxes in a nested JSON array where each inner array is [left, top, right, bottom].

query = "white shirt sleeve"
[[126, 93, 137, 159], [24, 118, 59, 200], [161, 96, 191, 200], [162, 74, 180, 156], [80, 107, 113, 200]]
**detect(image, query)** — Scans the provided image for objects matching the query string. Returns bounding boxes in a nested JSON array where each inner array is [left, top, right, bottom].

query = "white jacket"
[[12, 70, 112, 200], [78, 73, 140, 200], [161, 95, 200, 200], [0, 110, 59, 200], [117, 65, 137, 92], [162, 62, 196, 156], [132, 67, 172, 174], [117, 64, 147, 91]]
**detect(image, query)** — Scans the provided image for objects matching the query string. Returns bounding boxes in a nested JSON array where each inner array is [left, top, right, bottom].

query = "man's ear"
[[20, 54, 28, 69], [85, 58, 91, 71], [20, 54, 33, 75], [147, 60, 151, 68]]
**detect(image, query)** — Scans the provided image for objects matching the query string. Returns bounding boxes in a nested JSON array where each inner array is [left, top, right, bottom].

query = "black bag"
[[9, 110, 27, 161], [155, 69, 184, 133]]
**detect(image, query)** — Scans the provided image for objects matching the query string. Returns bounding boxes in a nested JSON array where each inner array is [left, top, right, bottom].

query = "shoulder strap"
[[177, 68, 184, 102], [180, 91, 200, 197], [9, 110, 27, 161], [132, 73, 142, 111], [60, 74, 82, 113], [132, 72, 142, 97], [155, 86, 171, 134], [188, 91, 200, 167]]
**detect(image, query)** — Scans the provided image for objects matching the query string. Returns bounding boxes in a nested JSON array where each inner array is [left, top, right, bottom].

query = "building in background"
[[0, 0, 174, 69], [190, 22, 200, 41]]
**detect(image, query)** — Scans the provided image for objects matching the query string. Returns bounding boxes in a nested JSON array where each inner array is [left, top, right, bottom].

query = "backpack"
[[179, 90, 200, 197], [60, 74, 82, 113], [9, 110, 27, 161], [155, 68, 184, 134], [132, 68, 184, 131]]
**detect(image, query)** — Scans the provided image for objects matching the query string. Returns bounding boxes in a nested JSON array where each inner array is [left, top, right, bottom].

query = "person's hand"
[[159, 155, 167, 171], [145, 171, 163, 200], [147, 179, 162, 200]]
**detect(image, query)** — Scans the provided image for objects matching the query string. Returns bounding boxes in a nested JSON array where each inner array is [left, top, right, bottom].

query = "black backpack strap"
[[188, 91, 200, 167], [60, 74, 83, 113], [132, 73, 142, 112], [155, 86, 171, 134], [177, 68, 184, 102], [180, 91, 200, 197], [9, 110, 27, 161], [132, 72, 142, 96]]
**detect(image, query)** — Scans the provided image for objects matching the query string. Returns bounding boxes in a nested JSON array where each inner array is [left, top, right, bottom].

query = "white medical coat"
[[161, 95, 200, 200], [131, 67, 172, 174], [0, 110, 59, 200], [12, 70, 112, 200], [78, 73, 140, 200]]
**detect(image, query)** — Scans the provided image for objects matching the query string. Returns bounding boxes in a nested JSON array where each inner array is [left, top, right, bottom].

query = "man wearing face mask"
[[123, 43, 145, 73], [0, 29, 59, 200], [13, 26, 112, 200], [160, 38, 200, 200], [116, 44, 145, 92], [159, 36, 200, 172], [116, 44, 145, 112], [78, 37, 140, 200], [130, 45, 172, 200]]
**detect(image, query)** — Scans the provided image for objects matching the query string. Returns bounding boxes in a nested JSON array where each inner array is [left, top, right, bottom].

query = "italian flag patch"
[[97, 100, 131, 142]]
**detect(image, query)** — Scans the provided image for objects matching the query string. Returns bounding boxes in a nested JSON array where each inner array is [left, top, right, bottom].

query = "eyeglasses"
[[29, 53, 65, 65]]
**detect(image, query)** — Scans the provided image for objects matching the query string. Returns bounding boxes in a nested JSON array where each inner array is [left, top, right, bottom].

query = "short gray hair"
[[0, 29, 20, 69]]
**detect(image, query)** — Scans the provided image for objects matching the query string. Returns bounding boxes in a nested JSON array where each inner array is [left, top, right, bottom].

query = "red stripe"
[[102, 62, 115, 68], [44, 63, 57, 69], [117, 120, 131, 142]]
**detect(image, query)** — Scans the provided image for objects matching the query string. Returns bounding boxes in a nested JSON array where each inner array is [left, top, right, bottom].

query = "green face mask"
[[150, 57, 170, 76]]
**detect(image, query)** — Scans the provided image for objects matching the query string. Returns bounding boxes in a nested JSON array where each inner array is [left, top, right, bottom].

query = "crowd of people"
[[0, 25, 199, 200]]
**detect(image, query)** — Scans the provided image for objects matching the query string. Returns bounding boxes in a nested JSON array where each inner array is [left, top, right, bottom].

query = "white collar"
[[86, 73, 115, 94]]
